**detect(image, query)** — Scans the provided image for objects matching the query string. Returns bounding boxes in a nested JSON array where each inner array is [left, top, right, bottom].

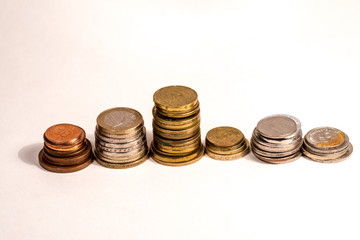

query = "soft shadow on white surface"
[[18, 142, 43, 169]]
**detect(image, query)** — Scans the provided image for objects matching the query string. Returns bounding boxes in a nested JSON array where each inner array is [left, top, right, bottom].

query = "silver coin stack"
[[302, 127, 353, 163], [251, 114, 303, 164], [94, 107, 149, 169]]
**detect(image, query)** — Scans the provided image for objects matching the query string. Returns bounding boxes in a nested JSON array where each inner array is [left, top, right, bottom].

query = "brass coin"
[[154, 139, 201, 155], [206, 139, 248, 155], [206, 126, 244, 148], [152, 121, 200, 140], [153, 108, 200, 130], [96, 107, 144, 135], [94, 149, 149, 169], [153, 131, 201, 147], [151, 144, 205, 167], [44, 123, 85, 148], [154, 104, 200, 118], [151, 143, 204, 163], [206, 140, 250, 161], [153, 85, 198, 112], [43, 139, 92, 166], [39, 150, 93, 173]]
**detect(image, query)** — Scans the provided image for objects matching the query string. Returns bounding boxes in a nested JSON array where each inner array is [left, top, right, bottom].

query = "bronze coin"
[[39, 150, 93, 173], [44, 123, 85, 148], [43, 140, 87, 157], [43, 139, 92, 166]]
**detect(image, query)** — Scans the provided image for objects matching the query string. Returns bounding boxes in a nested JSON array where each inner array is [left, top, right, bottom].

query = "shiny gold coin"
[[96, 107, 144, 135], [151, 142, 204, 163], [153, 108, 200, 130], [153, 85, 198, 112], [206, 126, 244, 148], [151, 144, 205, 166], [154, 138, 201, 155], [206, 140, 250, 161], [152, 122, 200, 140], [153, 131, 201, 147]]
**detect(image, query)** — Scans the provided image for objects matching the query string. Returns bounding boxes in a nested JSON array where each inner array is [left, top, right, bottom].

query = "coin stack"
[[302, 127, 353, 163], [94, 107, 149, 169], [151, 85, 205, 166], [39, 123, 93, 173], [206, 126, 250, 160], [251, 114, 303, 164]]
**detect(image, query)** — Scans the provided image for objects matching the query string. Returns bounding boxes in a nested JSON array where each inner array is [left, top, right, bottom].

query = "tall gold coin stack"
[[94, 107, 149, 169], [206, 126, 250, 161], [151, 85, 205, 166]]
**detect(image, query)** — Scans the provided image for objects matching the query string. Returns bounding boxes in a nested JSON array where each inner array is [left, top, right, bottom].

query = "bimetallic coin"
[[97, 107, 144, 135], [153, 85, 198, 112], [305, 127, 346, 150], [94, 149, 149, 169]]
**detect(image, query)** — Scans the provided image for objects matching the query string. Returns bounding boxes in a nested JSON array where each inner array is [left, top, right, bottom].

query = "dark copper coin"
[[39, 150, 93, 173], [44, 123, 85, 148], [43, 140, 87, 157], [43, 139, 92, 166]]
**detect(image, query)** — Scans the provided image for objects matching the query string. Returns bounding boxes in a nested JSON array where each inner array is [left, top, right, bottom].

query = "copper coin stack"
[[94, 107, 149, 169], [302, 127, 353, 163], [151, 85, 205, 166], [251, 114, 303, 164], [206, 126, 250, 161], [39, 123, 93, 173]]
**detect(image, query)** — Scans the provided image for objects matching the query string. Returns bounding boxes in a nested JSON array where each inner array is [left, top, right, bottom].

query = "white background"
[[1, 0, 359, 239]]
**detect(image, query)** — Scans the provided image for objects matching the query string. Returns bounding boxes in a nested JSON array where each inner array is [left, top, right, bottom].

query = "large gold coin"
[[151, 144, 205, 166], [153, 85, 198, 112]]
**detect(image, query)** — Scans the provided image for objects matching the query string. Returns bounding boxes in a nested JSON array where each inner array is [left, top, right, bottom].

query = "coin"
[[39, 149, 93, 173], [302, 127, 353, 163], [153, 85, 198, 112], [94, 107, 149, 169], [97, 107, 144, 135], [206, 140, 250, 161], [44, 123, 85, 147], [256, 114, 300, 139], [251, 114, 303, 164]]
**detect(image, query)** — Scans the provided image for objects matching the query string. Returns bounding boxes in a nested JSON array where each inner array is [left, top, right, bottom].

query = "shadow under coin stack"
[[39, 124, 93, 173], [251, 114, 303, 164], [94, 107, 149, 169], [151, 85, 205, 166], [206, 126, 250, 160], [302, 127, 353, 163]]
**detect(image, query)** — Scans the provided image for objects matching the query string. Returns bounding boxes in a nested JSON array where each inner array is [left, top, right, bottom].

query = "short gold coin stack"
[[94, 107, 149, 169], [151, 85, 205, 166], [206, 126, 250, 160]]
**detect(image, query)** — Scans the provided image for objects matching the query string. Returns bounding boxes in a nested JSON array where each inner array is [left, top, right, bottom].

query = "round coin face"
[[206, 126, 244, 148], [97, 107, 143, 134], [305, 127, 346, 150], [153, 86, 198, 111], [44, 123, 85, 146], [256, 114, 300, 139]]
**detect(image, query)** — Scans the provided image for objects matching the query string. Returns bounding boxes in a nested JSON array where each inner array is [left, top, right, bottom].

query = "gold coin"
[[96, 107, 144, 135], [206, 126, 244, 148], [154, 139, 201, 155], [206, 140, 250, 161], [154, 104, 200, 118], [153, 131, 201, 147], [153, 85, 198, 112], [152, 121, 200, 140], [206, 139, 248, 155], [151, 144, 205, 167], [153, 108, 200, 130], [151, 143, 202, 162]]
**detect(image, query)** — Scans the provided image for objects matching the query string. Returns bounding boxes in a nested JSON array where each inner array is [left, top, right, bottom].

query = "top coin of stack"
[[206, 126, 250, 160], [94, 107, 149, 169], [302, 127, 353, 163], [151, 85, 205, 166], [39, 123, 93, 173], [251, 114, 303, 164]]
